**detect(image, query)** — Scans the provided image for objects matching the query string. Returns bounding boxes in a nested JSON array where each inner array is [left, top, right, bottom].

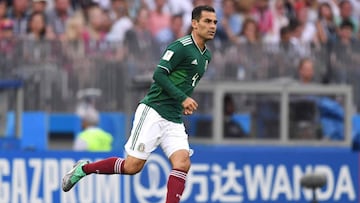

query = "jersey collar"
[[191, 34, 207, 55]]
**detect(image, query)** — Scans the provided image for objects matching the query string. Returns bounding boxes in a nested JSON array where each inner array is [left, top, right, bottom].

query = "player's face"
[[193, 11, 217, 41]]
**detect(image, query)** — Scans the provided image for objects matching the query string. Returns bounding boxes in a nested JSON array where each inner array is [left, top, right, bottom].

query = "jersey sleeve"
[[157, 41, 186, 73], [153, 68, 188, 103], [153, 41, 188, 103]]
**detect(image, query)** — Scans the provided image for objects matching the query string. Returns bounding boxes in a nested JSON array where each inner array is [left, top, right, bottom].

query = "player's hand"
[[183, 108, 193, 115], [182, 97, 198, 115]]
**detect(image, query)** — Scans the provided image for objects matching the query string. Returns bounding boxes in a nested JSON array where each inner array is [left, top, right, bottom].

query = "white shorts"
[[124, 103, 190, 160]]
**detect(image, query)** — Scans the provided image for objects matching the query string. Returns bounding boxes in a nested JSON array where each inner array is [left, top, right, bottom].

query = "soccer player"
[[62, 5, 217, 203]]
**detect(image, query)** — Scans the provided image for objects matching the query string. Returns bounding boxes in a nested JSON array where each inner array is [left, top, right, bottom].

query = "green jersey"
[[141, 34, 212, 123]]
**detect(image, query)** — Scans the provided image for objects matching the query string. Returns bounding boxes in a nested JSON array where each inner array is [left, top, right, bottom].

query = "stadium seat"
[[21, 112, 47, 150], [183, 114, 212, 137], [184, 113, 251, 137], [232, 114, 251, 135], [5, 111, 48, 150], [49, 113, 82, 135], [352, 114, 360, 150], [4, 111, 15, 137]]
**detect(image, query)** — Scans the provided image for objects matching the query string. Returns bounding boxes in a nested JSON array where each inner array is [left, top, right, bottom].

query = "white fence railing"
[[193, 81, 353, 146]]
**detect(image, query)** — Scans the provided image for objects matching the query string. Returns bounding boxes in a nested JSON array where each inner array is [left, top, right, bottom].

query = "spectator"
[[223, 94, 246, 138], [106, 0, 133, 43], [0, 19, 16, 63], [269, 23, 309, 79], [155, 13, 184, 46], [236, 18, 261, 44], [335, 0, 359, 34], [318, 0, 340, 17], [251, 0, 273, 37], [270, 57, 319, 85], [0, 0, 8, 23], [92, 0, 111, 10], [145, 0, 193, 19], [265, 0, 289, 43], [167, 0, 193, 33], [101, 10, 113, 34], [329, 19, 360, 107], [288, 19, 311, 57], [108, 0, 130, 22], [0, 0, 12, 39], [280, 24, 291, 44], [294, 0, 318, 23], [25, 11, 52, 40], [282, 58, 322, 140], [336, 19, 356, 46], [21, 11, 55, 63], [73, 107, 113, 152], [147, 0, 171, 38], [215, 0, 243, 43], [7, 0, 30, 37], [296, 57, 315, 84], [283, 0, 297, 20], [32, 0, 48, 13], [124, 7, 160, 78], [295, 6, 317, 44], [349, 0, 360, 19], [46, 0, 74, 40], [61, 12, 86, 73], [193, 0, 214, 7], [0, 18, 13, 39], [63, 12, 85, 42], [330, 20, 359, 85], [222, 18, 269, 81], [82, 5, 106, 41], [316, 2, 337, 45]]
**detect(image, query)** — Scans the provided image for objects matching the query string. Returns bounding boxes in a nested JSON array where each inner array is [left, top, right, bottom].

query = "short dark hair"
[[340, 19, 354, 31], [280, 25, 291, 37], [288, 18, 301, 32], [192, 5, 215, 21], [339, 0, 351, 8]]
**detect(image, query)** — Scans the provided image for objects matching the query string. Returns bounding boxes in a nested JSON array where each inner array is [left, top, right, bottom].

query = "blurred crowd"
[[0, 0, 359, 47], [1, 0, 359, 141], [2, 0, 360, 112]]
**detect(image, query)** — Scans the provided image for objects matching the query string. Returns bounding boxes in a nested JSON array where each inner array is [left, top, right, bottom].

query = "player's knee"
[[124, 161, 144, 174], [125, 164, 143, 175], [175, 158, 191, 172], [171, 154, 191, 172]]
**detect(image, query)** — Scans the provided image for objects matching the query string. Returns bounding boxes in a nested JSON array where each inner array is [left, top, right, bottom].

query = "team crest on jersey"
[[162, 50, 174, 61], [204, 60, 208, 70], [138, 143, 145, 152]]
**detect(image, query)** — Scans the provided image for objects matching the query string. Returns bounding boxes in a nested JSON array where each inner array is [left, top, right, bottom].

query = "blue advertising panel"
[[0, 146, 358, 203], [125, 146, 359, 203], [0, 151, 124, 203]]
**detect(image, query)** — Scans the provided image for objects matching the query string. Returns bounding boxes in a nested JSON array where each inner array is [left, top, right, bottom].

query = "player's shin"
[[82, 157, 125, 174], [165, 169, 187, 203]]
